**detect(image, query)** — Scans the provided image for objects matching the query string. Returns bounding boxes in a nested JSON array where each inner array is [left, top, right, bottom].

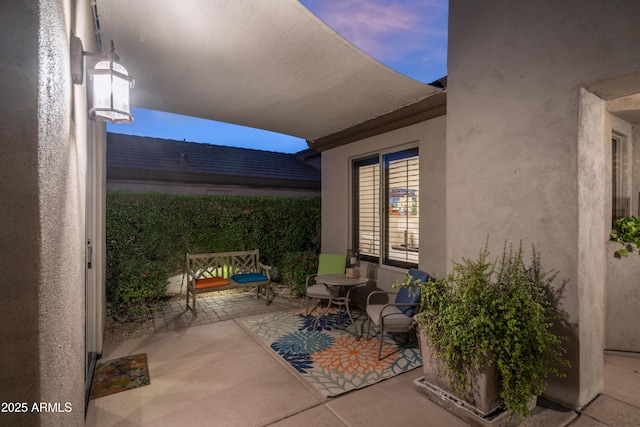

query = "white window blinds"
[[385, 151, 419, 266], [612, 136, 630, 222], [357, 161, 380, 258]]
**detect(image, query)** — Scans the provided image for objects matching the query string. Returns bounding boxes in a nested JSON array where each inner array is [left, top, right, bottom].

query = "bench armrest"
[[257, 262, 272, 279]]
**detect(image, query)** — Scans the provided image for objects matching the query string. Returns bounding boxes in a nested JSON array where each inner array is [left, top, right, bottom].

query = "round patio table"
[[313, 274, 368, 339]]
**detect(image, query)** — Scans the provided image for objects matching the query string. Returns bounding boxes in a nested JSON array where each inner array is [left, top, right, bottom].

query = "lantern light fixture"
[[71, 35, 135, 123]]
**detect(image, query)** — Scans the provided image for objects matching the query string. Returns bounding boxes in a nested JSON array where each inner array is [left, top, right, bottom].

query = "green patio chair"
[[305, 253, 347, 315]]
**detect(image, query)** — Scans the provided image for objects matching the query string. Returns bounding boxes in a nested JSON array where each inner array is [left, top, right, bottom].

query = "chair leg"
[[366, 317, 371, 339], [378, 323, 384, 360]]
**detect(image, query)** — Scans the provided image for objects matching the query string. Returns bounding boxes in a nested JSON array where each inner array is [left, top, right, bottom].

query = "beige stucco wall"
[[448, 0, 640, 409], [321, 115, 446, 302], [107, 180, 320, 197], [0, 0, 94, 425]]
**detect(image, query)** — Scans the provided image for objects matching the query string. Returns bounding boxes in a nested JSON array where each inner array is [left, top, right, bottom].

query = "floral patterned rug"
[[89, 353, 150, 400], [240, 309, 422, 397]]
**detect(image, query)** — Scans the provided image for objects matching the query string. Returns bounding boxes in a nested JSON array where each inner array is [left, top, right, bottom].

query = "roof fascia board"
[[306, 91, 446, 152]]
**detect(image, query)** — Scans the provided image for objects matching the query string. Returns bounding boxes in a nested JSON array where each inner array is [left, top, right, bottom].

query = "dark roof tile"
[[107, 133, 321, 183]]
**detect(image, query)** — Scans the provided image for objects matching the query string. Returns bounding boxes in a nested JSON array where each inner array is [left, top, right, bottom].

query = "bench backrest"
[[187, 250, 261, 279]]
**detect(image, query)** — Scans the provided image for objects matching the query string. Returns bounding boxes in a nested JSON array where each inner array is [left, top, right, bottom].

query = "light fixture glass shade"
[[88, 59, 134, 123]]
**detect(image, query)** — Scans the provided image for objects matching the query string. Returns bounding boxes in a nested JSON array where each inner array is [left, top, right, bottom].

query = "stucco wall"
[[321, 115, 446, 300], [107, 180, 321, 197], [0, 0, 93, 425], [448, 0, 640, 409], [0, 2, 42, 425]]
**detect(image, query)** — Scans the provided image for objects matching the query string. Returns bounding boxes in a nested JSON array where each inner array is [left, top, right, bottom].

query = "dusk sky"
[[107, 0, 448, 153]]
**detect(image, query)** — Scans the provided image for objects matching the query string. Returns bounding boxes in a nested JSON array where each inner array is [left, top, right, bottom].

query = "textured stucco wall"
[[37, 0, 88, 425], [107, 180, 321, 197], [448, 0, 640, 409], [1, 0, 91, 425], [321, 115, 446, 297], [0, 2, 42, 425]]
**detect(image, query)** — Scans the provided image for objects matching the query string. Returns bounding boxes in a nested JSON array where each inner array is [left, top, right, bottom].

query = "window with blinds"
[[353, 157, 380, 261], [352, 147, 419, 269], [612, 136, 630, 224], [384, 149, 419, 268]]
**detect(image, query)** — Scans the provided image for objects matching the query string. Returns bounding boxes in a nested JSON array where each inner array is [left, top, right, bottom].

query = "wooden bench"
[[186, 249, 272, 316]]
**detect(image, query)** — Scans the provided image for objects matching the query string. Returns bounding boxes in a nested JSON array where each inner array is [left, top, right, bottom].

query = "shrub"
[[278, 251, 319, 297], [409, 241, 570, 419], [610, 215, 640, 257], [106, 192, 321, 315]]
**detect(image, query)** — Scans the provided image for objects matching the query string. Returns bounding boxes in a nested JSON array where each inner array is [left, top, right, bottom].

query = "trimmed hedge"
[[279, 251, 319, 297], [106, 192, 321, 312]]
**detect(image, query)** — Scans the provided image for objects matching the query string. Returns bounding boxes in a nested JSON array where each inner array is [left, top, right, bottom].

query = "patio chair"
[[365, 268, 431, 360], [305, 253, 347, 315]]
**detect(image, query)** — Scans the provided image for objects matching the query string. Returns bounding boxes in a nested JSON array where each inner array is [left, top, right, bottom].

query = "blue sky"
[[107, 0, 448, 153]]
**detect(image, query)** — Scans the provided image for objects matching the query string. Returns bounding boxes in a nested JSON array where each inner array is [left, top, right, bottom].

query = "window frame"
[[353, 156, 380, 263], [612, 133, 631, 225], [352, 145, 419, 269]]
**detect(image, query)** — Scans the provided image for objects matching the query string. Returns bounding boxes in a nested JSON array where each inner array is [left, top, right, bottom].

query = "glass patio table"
[[313, 273, 368, 339]]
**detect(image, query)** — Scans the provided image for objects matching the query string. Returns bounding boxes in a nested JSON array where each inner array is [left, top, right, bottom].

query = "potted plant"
[[403, 241, 570, 421], [610, 216, 640, 257]]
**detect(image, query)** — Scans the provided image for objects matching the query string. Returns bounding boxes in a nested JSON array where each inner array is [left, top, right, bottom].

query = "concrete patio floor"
[[86, 291, 640, 426]]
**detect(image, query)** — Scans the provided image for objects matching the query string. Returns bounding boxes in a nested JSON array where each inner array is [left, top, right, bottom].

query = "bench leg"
[[265, 282, 271, 305], [186, 289, 197, 316], [192, 291, 197, 316]]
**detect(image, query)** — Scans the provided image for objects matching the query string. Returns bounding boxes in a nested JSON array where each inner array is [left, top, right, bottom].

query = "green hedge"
[[279, 251, 319, 297], [106, 192, 321, 312]]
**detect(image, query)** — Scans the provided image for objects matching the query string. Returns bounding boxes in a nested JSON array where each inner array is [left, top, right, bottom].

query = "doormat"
[[89, 353, 150, 400], [240, 309, 421, 397]]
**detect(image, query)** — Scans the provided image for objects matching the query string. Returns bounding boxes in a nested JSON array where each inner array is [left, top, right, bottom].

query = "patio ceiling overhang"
[[96, 0, 442, 143]]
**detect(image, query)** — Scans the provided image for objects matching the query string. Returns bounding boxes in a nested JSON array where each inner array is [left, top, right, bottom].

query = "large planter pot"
[[418, 328, 502, 416]]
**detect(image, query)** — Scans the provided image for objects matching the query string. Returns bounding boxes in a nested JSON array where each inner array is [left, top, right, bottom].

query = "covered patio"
[[86, 292, 640, 426], [4, 1, 640, 425]]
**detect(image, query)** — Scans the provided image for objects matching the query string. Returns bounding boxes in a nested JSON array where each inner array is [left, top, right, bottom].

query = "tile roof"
[[107, 133, 320, 187]]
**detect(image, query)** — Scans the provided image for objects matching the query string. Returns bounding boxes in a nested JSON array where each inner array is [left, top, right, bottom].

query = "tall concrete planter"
[[606, 241, 640, 351], [415, 329, 536, 427], [418, 328, 502, 416]]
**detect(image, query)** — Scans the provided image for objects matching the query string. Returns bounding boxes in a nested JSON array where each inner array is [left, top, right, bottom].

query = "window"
[[353, 157, 380, 261], [612, 135, 630, 224], [353, 147, 419, 269]]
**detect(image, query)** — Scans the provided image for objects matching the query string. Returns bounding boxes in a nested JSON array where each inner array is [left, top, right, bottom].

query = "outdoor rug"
[[240, 309, 422, 397], [89, 353, 150, 400]]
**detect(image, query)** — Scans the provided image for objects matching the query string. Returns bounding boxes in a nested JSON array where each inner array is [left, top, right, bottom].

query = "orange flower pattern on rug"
[[313, 336, 399, 374], [241, 311, 422, 397]]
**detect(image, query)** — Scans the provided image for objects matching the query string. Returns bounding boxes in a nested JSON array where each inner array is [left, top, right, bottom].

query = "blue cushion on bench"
[[231, 273, 269, 283]]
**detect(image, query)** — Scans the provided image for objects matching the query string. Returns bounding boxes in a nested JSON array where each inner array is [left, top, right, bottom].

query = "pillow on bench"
[[231, 272, 269, 283], [193, 277, 230, 289]]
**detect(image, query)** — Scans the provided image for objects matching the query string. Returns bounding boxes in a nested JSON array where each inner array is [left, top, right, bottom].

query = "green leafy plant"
[[108, 261, 168, 321], [409, 241, 570, 419], [106, 192, 321, 317], [610, 216, 640, 257], [278, 251, 319, 297]]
